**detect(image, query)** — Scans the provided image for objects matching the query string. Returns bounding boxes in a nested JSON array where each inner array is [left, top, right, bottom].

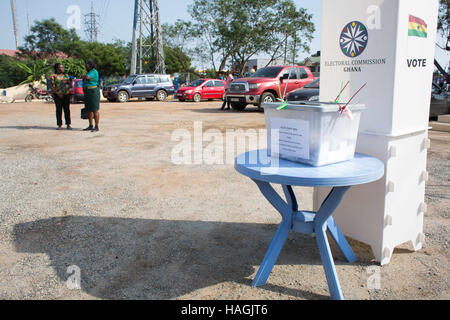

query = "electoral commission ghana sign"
[[320, 0, 439, 135]]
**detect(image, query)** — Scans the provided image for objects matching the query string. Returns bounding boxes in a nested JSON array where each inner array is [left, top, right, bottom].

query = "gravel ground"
[[0, 100, 448, 300]]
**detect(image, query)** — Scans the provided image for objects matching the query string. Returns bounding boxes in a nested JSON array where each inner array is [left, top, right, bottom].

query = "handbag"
[[80, 108, 88, 119]]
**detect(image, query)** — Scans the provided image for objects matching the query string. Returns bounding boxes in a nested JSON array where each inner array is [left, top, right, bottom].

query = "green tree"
[[19, 18, 83, 59], [160, 45, 193, 74], [162, 21, 201, 76], [78, 42, 127, 76], [165, 0, 314, 76], [0, 55, 28, 88], [140, 45, 193, 75], [55, 58, 86, 78], [16, 59, 51, 85], [134, 31, 194, 75], [19, 20, 130, 77]]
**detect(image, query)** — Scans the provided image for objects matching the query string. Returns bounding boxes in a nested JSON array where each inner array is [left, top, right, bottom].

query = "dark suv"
[[103, 74, 174, 103]]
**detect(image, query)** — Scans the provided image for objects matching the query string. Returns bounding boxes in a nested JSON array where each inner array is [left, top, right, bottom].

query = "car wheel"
[[156, 90, 167, 101], [231, 102, 247, 111], [260, 92, 276, 104], [117, 91, 129, 103], [25, 94, 33, 102], [193, 93, 202, 103]]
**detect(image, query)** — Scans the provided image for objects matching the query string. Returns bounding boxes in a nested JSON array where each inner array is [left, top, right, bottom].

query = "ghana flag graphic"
[[409, 15, 427, 38]]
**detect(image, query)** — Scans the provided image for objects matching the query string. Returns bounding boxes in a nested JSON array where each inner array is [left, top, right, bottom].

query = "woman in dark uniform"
[[81, 61, 100, 132]]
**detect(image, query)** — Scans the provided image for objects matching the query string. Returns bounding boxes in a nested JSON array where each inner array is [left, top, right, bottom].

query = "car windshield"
[[188, 79, 206, 87], [304, 79, 320, 88], [122, 76, 136, 85], [251, 67, 284, 78]]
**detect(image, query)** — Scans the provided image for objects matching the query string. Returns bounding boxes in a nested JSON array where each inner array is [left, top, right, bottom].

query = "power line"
[[130, 0, 166, 75], [84, 1, 99, 43], [97, 0, 110, 37]]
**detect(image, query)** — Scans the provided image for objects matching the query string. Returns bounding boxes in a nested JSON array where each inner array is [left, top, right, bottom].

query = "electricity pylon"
[[84, 1, 99, 43], [130, 0, 166, 75]]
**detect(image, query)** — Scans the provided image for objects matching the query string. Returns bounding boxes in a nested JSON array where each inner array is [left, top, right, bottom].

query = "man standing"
[[243, 66, 251, 77], [220, 71, 234, 110]]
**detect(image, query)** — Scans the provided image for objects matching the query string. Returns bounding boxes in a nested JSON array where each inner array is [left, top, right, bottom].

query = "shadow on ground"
[[10, 216, 357, 299]]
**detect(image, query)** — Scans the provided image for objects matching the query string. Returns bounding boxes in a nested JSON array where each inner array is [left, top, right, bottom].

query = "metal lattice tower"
[[84, 1, 99, 43], [10, 0, 19, 49], [130, 0, 166, 75]]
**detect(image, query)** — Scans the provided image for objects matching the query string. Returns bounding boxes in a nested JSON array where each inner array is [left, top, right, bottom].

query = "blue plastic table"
[[235, 150, 384, 300]]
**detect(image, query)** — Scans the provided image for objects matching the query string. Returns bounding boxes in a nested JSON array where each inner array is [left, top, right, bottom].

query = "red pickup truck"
[[226, 66, 315, 110]]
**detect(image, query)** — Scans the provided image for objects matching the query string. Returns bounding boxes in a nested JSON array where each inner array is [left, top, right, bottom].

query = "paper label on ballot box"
[[270, 117, 310, 160]]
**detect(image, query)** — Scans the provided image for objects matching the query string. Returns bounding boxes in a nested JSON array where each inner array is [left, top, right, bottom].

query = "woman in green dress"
[[81, 60, 100, 132], [49, 63, 72, 130]]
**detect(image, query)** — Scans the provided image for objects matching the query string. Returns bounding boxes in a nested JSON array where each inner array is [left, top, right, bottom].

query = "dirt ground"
[[0, 99, 448, 300]]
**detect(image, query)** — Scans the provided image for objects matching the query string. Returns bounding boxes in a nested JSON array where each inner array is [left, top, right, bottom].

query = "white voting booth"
[[315, 0, 440, 265]]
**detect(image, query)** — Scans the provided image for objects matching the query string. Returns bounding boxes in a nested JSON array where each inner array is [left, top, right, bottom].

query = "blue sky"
[[0, 0, 447, 68]]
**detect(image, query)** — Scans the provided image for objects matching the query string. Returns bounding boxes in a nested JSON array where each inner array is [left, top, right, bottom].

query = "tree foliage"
[[19, 19, 128, 77], [164, 0, 314, 76], [78, 42, 128, 76], [16, 59, 51, 85], [56, 58, 87, 78], [19, 18, 83, 59], [18, 19, 194, 77], [134, 30, 194, 75], [163, 21, 200, 76], [0, 55, 28, 88], [163, 46, 193, 75]]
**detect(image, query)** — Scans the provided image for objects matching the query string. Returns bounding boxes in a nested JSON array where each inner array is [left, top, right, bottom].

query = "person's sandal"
[[67, 125, 73, 130], [83, 126, 93, 131], [91, 127, 99, 132]]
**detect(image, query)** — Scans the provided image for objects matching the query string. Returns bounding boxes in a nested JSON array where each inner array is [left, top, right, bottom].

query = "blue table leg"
[[327, 216, 357, 263], [314, 186, 350, 300], [250, 181, 355, 300], [251, 180, 294, 287], [252, 217, 291, 287], [282, 185, 298, 212]]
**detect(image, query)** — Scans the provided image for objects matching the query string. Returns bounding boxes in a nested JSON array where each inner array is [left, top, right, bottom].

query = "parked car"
[[226, 66, 315, 111], [287, 78, 320, 102], [288, 79, 448, 120], [102, 74, 174, 103], [176, 79, 226, 102], [69, 79, 84, 103], [430, 82, 449, 119]]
